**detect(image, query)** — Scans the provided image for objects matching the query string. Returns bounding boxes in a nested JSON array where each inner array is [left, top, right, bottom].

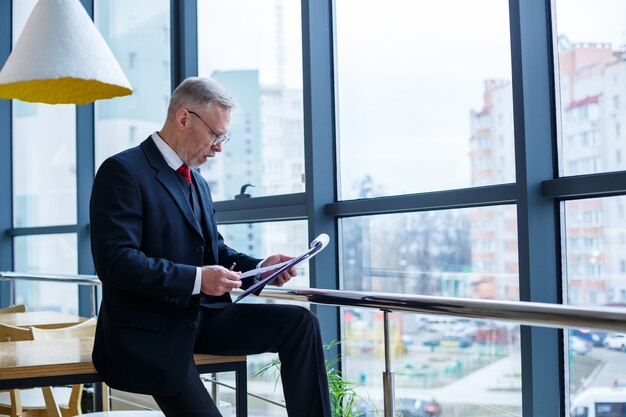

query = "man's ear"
[[175, 108, 190, 129]]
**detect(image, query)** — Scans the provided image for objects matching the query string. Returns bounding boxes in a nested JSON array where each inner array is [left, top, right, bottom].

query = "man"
[[90, 77, 331, 416]]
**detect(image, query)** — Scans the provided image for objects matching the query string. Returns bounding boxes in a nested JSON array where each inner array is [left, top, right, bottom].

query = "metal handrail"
[[0, 271, 100, 285], [200, 376, 287, 409], [2, 271, 626, 332], [0, 271, 100, 317], [258, 287, 626, 332]]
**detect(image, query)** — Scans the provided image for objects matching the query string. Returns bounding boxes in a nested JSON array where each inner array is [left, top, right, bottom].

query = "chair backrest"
[[0, 322, 33, 342], [0, 318, 94, 417], [31, 317, 97, 340], [0, 304, 26, 314]]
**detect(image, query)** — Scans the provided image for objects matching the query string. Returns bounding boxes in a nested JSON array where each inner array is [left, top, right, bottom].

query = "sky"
[[330, 0, 513, 197], [198, 0, 303, 88], [555, 0, 626, 48]]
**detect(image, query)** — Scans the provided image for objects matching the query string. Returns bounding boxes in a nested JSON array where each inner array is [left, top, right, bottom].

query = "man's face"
[[180, 103, 231, 168]]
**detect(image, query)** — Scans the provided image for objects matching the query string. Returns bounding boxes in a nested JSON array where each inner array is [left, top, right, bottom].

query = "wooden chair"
[[0, 319, 97, 417], [81, 412, 164, 417], [0, 321, 32, 342], [0, 322, 33, 417], [30, 318, 97, 341], [0, 305, 27, 314]]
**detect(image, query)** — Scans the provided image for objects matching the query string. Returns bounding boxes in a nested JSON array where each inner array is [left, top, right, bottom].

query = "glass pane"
[[564, 197, 626, 415], [12, 1, 76, 227], [217, 220, 309, 416], [94, 0, 171, 167], [14, 234, 78, 314], [197, 0, 305, 201], [335, 0, 514, 199], [341, 206, 519, 299], [340, 207, 522, 416], [344, 313, 521, 417], [555, 0, 626, 175], [219, 220, 310, 294]]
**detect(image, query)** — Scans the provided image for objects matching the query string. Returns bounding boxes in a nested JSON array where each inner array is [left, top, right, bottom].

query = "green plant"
[[253, 340, 372, 417]]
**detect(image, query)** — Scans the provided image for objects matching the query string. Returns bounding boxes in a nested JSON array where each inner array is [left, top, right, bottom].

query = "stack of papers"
[[234, 233, 330, 303]]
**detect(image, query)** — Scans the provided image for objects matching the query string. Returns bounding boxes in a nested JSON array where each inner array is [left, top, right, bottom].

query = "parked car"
[[571, 386, 626, 417], [570, 336, 591, 355], [572, 329, 604, 347], [421, 316, 459, 333], [474, 324, 518, 344], [396, 397, 442, 417], [423, 334, 472, 349], [604, 333, 626, 351]]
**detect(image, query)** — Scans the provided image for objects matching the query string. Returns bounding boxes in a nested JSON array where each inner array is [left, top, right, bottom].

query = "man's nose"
[[212, 142, 223, 152]]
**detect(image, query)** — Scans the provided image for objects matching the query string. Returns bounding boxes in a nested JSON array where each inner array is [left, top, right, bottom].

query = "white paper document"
[[234, 233, 330, 303]]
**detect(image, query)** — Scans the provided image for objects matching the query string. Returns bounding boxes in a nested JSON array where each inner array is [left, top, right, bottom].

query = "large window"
[[12, 101, 76, 227], [14, 234, 78, 314], [11, 1, 78, 312], [197, 0, 305, 201], [344, 312, 521, 417], [563, 197, 626, 412], [94, 0, 171, 167], [341, 207, 519, 299], [555, 1, 626, 412], [219, 220, 310, 290], [12, 1, 76, 227], [340, 207, 521, 415], [335, 0, 514, 199], [556, 0, 626, 176], [218, 220, 309, 416]]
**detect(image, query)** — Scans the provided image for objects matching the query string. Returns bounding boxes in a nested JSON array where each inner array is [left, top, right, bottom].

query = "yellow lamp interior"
[[0, 77, 133, 105]]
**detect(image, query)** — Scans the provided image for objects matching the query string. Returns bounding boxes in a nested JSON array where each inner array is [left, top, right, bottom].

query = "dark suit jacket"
[[90, 137, 260, 395]]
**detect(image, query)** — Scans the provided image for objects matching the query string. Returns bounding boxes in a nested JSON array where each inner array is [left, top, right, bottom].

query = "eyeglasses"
[[187, 109, 230, 145]]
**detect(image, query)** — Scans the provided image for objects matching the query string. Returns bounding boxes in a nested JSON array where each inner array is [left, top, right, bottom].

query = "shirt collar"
[[151, 132, 184, 171]]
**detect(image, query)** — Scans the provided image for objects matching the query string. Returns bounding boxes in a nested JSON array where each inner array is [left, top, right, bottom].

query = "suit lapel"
[[140, 139, 203, 238], [192, 169, 217, 260]]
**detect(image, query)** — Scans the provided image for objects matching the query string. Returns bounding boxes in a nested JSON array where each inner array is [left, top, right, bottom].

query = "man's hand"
[[200, 265, 241, 296], [261, 254, 297, 286]]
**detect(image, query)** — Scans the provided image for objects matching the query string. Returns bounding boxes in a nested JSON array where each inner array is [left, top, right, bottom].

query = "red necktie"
[[176, 164, 191, 184]]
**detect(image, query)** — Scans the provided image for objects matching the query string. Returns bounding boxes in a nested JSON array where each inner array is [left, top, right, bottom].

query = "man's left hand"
[[261, 254, 297, 286]]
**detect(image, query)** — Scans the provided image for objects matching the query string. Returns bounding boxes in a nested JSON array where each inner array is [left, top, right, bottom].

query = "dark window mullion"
[[214, 192, 307, 224], [302, 0, 340, 355], [510, 1, 565, 417], [543, 171, 626, 199], [78, 0, 96, 319], [170, 0, 197, 89], [326, 183, 517, 218], [0, 0, 12, 307], [8, 225, 78, 237]]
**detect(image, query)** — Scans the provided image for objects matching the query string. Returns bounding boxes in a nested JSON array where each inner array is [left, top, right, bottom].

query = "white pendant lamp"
[[0, 0, 133, 105]]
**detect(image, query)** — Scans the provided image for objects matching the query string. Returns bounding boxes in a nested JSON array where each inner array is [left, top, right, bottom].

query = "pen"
[[229, 262, 237, 271]]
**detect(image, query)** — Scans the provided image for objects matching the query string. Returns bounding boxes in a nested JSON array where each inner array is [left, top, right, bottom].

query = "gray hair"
[[167, 77, 236, 120]]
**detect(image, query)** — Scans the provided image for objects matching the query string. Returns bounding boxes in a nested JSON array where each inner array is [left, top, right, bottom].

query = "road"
[[585, 346, 626, 388]]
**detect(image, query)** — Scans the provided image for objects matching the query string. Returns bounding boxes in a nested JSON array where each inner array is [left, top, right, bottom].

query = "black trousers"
[[153, 304, 332, 417]]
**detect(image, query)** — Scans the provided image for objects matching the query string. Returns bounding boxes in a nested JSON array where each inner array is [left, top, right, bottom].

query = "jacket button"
[[196, 246, 204, 253], [190, 321, 198, 329]]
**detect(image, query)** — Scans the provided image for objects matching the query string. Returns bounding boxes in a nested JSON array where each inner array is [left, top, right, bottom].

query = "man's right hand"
[[200, 265, 241, 296]]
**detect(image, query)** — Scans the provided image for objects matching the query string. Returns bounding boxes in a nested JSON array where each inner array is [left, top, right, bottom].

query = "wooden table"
[[0, 337, 248, 416], [0, 311, 86, 329]]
